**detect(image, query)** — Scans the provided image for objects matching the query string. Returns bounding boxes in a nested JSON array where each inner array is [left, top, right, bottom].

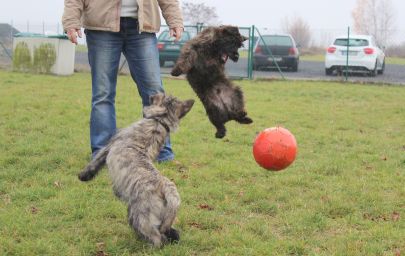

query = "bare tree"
[[352, 0, 396, 46], [281, 16, 312, 48], [181, 2, 220, 26]]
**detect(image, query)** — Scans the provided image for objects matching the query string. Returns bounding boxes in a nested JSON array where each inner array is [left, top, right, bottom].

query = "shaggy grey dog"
[[78, 93, 194, 247], [171, 25, 253, 138]]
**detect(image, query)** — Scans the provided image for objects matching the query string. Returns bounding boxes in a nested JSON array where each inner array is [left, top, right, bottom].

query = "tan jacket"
[[62, 0, 183, 33]]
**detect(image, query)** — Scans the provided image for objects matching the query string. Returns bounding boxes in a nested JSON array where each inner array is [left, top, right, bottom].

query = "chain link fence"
[[1, 21, 405, 80], [256, 27, 405, 53]]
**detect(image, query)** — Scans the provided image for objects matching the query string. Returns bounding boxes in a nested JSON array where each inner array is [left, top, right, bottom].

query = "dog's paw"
[[170, 68, 182, 77], [164, 228, 180, 243], [215, 130, 226, 139], [237, 116, 253, 124], [78, 170, 94, 182]]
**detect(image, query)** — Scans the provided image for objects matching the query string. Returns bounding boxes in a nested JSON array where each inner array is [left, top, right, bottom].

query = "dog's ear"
[[144, 93, 167, 118], [149, 93, 165, 106], [177, 99, 195, 119], [218, 26, 229, 37], [219, 26, 239, 36], [218, 26, 247, 44]]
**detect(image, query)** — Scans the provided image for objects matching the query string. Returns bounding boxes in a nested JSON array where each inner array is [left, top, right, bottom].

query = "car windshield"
[[334, 38, 369, 47], [158, 31, 190, 42], [260, 36, 293, 46]]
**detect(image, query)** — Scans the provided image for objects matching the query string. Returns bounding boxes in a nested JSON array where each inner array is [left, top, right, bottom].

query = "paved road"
[[253, 60, 405, 85], [75, 52, 405, 85]]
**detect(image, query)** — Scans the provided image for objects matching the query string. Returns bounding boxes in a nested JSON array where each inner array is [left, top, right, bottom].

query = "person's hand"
[[169, 27, 183, 41], [67, 28, 82, 45]]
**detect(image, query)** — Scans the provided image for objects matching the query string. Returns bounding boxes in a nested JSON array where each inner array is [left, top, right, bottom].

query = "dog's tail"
[[78, 145, 110, 181]]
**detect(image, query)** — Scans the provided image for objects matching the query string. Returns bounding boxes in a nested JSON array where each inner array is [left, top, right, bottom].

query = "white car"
[[325, 35, 385, 76]]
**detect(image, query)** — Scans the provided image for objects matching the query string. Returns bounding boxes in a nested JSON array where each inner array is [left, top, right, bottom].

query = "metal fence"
[[1, 21, 405, 82], [0, 22, 256, 78]]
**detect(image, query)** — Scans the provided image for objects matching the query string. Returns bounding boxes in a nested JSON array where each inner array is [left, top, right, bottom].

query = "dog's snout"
[[186, 99, 195, 107], [229, 51, 240, 62]]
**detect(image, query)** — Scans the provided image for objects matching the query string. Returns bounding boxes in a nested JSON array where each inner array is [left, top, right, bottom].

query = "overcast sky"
[[212, 0, 403, 27], [1, 0, 404, 43]]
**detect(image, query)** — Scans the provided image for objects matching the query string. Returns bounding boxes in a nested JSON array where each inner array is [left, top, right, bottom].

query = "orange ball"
[[253, 127, 297, 171]]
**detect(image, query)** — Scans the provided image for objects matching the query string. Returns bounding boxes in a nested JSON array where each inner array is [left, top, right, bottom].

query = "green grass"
[[0, 70, 404, 255], [385, 57, 405, 65], [300, 54, 325, 62], [75, 44, 88, 53]]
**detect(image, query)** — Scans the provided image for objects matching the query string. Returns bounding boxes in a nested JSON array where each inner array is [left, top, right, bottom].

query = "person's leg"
[[85, 29, 123, 157], [121, 18, 174, 162]]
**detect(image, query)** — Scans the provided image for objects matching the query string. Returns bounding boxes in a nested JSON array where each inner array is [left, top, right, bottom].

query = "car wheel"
[[325, 68, 333, 76], [159, 59, 165, 67], [378, 60, 385, 75], [369, 62, 377, 77], [291, 63, 298, 72]]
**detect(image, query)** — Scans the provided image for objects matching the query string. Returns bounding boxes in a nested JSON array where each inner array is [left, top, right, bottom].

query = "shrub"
[[33, 43, 56, 74], [13, 42, 32, 72]]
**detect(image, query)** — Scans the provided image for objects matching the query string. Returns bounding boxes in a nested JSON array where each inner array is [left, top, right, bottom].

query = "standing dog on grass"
[[78, 93, 194, 247], [171, 25, 253, 138]]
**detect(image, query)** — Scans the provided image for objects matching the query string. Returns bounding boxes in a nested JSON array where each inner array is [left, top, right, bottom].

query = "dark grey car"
[[253, 34, 300, 71]]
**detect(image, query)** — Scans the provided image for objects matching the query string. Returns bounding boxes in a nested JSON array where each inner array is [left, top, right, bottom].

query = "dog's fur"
[[78, 93, 194, 247], [171, 25, 253, 138]]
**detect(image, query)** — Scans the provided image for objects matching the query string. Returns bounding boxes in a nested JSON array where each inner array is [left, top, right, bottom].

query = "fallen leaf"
[[320, 195, 330, 203], [172, 160, 188, 172], [189, 222, 203, 229], [392, 211, 400, 222], [30, 206, 39, 214], [96, 242, 105, 251], [363, 212, 389, 222], [95, 251, 108, 256], [238, 191, 244, 197], [178, 166, 188, 172], [54, 181, 62, 188], [198, 204, 214, 210], [95, 242, 108, 256]]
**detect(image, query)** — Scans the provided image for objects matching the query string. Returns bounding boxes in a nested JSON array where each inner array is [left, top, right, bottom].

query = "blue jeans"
[[85, 17, 174, 162]]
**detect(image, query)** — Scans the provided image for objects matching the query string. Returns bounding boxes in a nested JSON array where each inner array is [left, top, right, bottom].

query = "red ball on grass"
[[253, 127, 297, 171]]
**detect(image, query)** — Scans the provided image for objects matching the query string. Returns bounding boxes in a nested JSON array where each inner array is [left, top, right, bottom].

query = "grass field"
[[0, 71, 404, 255]]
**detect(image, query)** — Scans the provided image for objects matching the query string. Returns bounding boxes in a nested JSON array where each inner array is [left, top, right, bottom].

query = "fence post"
[[247, 25, 255, 79], [196, 23, 203, 34], [345, 26, 350, 82]]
